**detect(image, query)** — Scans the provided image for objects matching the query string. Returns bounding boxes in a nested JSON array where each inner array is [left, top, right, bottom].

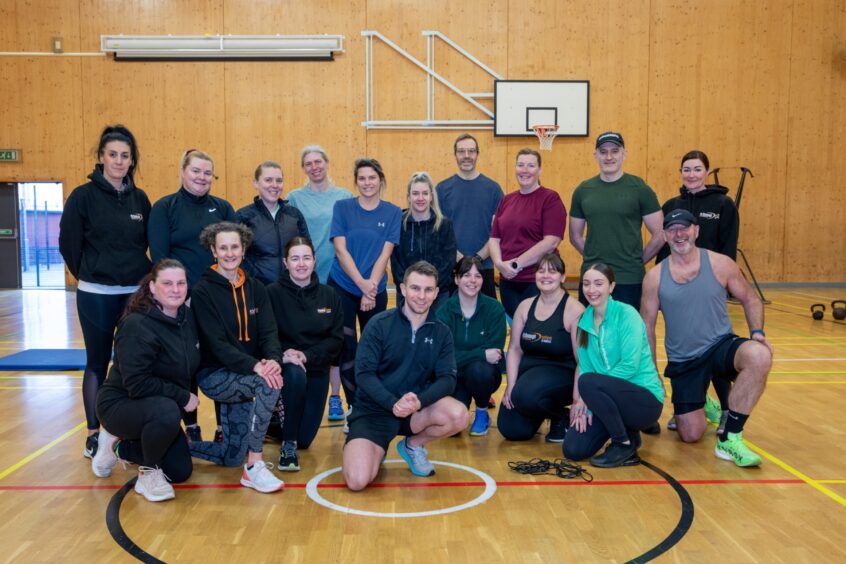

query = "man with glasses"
[[436, 134, 504, 299], [640, 209, 773, 467]]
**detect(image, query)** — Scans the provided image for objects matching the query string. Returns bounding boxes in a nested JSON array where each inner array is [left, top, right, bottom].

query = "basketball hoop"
[[532, 125, 559, 151]]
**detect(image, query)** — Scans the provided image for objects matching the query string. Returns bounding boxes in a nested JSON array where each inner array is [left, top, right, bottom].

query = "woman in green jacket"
[[564, 263, 664, 468], [436, 256, 506, 436]]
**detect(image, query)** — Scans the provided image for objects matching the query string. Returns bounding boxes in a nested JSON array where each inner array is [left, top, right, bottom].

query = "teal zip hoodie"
[[577, 296, 664, 402], [436, 292, 507, 372]]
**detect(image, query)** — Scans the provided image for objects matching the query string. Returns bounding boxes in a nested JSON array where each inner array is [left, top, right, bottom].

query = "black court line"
[[106, 477, 165, 564], [105, 460, 692, 563], [626, 459, 695, 563]]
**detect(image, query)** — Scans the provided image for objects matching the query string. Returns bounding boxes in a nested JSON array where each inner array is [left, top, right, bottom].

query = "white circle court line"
[[305, 459, 497, 518]]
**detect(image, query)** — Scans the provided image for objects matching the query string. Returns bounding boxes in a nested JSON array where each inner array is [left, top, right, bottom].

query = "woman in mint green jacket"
[[564, 263, 664, 468]]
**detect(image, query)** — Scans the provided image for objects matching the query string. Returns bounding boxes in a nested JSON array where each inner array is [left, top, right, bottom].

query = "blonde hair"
[[403, 171, 444, 231]]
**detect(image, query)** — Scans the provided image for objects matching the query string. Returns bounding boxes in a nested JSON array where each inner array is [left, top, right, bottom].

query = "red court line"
[[0, 478, 804, 491]]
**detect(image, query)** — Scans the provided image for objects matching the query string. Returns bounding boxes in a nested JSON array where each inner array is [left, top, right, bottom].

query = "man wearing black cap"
[[569, 132, 664, 308], [640, 208, 773, 467]]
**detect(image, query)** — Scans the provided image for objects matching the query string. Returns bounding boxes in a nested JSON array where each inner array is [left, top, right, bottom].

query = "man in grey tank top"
[[641, 209, 773, 467]]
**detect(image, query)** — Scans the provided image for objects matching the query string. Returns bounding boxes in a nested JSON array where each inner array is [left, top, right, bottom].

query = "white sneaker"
[[134, 466, 175, 502], [343, 407, 352, 435], [240, 461, 284, 493], [91, 429, 119, 478]]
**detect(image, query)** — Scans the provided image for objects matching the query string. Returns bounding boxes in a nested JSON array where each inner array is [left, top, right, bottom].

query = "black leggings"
[[280, 364, 330, 449], [498, 364, 574, 441], [452, 360, 501, 409], [77, 290, 130, 430], [327, 278, 387, 407], [97, 396, 193, 483], [563, 372, 663, 460], [498, 279, 539, 318]]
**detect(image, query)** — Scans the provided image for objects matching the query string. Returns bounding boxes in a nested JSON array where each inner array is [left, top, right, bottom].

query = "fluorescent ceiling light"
[[100, 35, 344, 61]]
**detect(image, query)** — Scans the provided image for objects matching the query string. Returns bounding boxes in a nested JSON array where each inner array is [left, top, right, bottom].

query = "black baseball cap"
[[595, 131, 625, 148], [663, 208, 698, 229]]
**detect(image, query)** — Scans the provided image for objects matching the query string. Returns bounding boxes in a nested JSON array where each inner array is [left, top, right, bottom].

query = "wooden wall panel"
[[0, 1, 81, 52], [0, 59, 85, 185], [646, 0, 794, 281], [507, 0, 652, 273], [222, 0, 367, 209], [782, 0, 846, 281]]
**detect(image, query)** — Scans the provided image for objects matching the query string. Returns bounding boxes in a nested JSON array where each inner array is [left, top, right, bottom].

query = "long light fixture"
[[100, 35, 344, 61]]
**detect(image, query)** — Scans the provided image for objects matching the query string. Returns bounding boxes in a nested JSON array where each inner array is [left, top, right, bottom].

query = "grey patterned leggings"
[[189, 368, 281, 467]]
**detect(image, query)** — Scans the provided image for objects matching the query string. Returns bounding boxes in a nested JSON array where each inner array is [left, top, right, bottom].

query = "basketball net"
[[532, 125, 559, 151]]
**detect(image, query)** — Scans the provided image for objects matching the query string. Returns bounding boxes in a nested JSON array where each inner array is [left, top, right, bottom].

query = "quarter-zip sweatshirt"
[[355, 307, 457, 413], [436, 292, 506, 371], [577, 296, 665, 402]]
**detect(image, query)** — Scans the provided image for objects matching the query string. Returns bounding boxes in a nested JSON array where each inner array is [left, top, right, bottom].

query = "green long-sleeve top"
[[577, 296, 665, 402], [436, 292, 507, 372]]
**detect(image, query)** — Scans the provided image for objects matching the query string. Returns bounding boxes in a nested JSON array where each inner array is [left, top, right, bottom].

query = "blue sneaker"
[[396, 437, 435, 477], [328, 395, 345, 421], [469, 409, 489, 436]]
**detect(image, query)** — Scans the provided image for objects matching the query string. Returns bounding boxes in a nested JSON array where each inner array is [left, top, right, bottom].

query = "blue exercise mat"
[[0, 349, 87, 371]]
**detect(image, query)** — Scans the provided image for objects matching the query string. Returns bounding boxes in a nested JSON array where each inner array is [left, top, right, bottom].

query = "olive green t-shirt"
[[570, 173, 660, 284]]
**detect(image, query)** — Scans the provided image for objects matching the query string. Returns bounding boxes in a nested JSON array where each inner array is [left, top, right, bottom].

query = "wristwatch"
[[750, 329, 765, 338], [510, 260, 519, 271]]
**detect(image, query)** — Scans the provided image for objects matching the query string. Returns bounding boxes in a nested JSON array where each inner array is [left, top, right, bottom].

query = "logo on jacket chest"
[[129, 213, 144, 222], [249, 307, 258, 315], [699, 212, 719, 220], [424, 337, 434, 345], [317, 307, 333, 314]]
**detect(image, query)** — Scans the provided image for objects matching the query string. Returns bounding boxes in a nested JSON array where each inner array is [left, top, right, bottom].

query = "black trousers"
[[97, 395, 193, 483], [280, 364, 330, 449], [563, 372, 663, 460], [498, 364, 574, 441], [452, 360, 501, 409]]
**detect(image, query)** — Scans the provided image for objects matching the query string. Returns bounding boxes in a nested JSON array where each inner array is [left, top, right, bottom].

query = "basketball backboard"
[[494, 80, 589, 136]]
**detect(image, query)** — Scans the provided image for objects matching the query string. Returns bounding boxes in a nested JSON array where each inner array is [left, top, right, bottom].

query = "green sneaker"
[[715, 432, 762, 467], [704, 395, 722, 425]]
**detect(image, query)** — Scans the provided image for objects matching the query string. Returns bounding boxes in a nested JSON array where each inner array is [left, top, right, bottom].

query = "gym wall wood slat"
[[0, 1, 843, 282], [783, 0, 846, 280], [646, 0, 794, 281]]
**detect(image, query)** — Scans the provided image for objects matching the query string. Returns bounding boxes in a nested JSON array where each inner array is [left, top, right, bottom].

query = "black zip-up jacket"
[[98, 304, 200, 410], [190, 266, 283, 376], [354, 307, 456, 414], [235, 197, 310, 285], [656, 184, 739, 262], [59, 164, 152, 285], [148, 187, 236, 288], [390, 211, 457, 293], [265, 271, 343, 373]]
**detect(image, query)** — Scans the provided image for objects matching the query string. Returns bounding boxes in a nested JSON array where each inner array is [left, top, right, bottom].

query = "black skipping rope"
[[508, 457, 593, 481]]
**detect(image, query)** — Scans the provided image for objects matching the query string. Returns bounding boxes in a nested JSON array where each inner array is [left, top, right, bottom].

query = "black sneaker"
[[278, 440, 300, 472], [214, 428, 224, 444], [590, 441, 641, 468], [627, 429, 642, 449], [185, 425, 202, 443], [545, 417, 568, 443], [642, 421, 661, 435], [84, 432, 99, 459]]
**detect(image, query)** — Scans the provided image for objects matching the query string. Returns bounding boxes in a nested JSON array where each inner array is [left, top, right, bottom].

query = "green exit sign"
[[0, 149, 21, 162]]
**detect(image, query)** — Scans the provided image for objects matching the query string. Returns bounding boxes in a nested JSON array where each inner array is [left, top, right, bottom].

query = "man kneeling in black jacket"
[[342, 261, 469, 491]]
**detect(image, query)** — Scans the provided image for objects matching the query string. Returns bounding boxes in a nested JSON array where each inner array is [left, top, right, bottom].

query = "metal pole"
[[44, 200, 50, 271], [32, 185, 40, 287]]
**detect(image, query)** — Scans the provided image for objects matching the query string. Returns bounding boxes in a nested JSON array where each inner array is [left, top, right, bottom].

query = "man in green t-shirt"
[[569, 131, 664, 308]]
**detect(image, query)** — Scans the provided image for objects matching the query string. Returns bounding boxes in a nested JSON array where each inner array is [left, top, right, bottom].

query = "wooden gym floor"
[[0, 288, 844, 563]]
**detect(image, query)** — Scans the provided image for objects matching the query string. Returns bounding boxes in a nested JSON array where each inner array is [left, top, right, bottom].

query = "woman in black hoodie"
[[390, 171, 456, 313], [266, 237, 343, 471], [92, 259, 199, 502], [59, 124, 152, 460], [188, 222, 285, 494]]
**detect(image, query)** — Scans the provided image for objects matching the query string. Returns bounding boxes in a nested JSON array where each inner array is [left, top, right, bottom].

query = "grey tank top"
[[659, 248, 732, 362]]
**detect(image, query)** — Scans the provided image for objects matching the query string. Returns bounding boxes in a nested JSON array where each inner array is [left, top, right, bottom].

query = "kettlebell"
[[832, 300, 846, 321], [811, 304, 825, 320]]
